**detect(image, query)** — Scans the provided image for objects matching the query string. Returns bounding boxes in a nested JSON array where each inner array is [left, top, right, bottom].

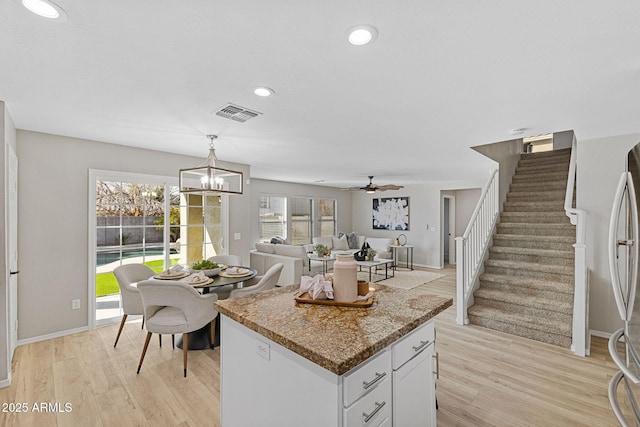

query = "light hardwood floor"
[[0, 265, 629, 426]]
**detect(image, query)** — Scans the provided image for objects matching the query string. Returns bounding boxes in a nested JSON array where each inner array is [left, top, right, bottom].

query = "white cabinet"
[[392, 321, 436, 427], [220, 315, 437, 427], [343, 351, 392, 426]]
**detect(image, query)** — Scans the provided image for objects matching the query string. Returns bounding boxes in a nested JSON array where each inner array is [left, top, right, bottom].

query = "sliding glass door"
[[89, 170, 228, 327]]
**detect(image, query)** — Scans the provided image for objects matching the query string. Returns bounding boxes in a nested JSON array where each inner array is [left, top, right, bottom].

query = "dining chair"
[[229, 263, 284, 298], [207, 255, 243, 300], [136, 280, 218, 377], [113, 263, 155, 348]]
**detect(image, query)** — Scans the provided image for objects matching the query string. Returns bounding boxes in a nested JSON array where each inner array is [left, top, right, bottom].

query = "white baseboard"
[[17, 326, 89, 347], [412, 263, 444, 270], [0, 377, 10, 389], [590, 329, 612, 340]]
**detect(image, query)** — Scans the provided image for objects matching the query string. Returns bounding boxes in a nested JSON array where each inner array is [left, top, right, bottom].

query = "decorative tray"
[[294, 291, 375, 308]]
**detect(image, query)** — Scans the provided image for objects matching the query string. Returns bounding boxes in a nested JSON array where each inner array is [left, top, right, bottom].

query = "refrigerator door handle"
[[610, 172, 634, 321], [627, 172, 639, 321]]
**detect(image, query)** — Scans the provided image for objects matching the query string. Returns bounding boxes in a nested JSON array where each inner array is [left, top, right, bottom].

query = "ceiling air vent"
[[214, 103, 262, 123]]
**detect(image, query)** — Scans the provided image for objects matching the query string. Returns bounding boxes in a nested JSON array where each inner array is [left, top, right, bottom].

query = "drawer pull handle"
[[434, 351, 439, 379], [362, 371, 386, 390], [412, 340, 430, 352], [362, 401, 386, 423]]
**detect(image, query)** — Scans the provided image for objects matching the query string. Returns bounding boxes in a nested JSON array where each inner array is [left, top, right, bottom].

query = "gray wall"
[[351, 179, 485, 268], [472, 138, 522, 207], [452, 188, 482, 236], [16, 130, 251, 341], [577, 132, 640, 334]]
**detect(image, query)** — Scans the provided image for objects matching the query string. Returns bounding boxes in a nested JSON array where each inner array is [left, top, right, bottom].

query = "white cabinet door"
[[392, 346, 436, 427]]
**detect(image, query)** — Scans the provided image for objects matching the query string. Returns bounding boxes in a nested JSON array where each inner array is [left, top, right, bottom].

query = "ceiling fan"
[[343, 176, 404, 193]]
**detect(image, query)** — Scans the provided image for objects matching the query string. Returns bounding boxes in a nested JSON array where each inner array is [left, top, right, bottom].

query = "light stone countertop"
[[215, 284, 452, 375]]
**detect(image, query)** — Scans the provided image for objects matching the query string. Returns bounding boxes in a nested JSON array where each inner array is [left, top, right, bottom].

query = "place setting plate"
[[153, 271, 190, 280], [181, 276, 214, 287], [219, 267, 253, 278]]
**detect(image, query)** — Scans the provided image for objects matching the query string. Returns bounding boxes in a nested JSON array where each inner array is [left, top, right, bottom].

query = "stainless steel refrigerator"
[[608, 141, 640, 426]]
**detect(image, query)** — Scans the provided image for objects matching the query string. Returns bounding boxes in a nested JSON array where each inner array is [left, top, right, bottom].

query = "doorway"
[[442, 195, 455, 266]]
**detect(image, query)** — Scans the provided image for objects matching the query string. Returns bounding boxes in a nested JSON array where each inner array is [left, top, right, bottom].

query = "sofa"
[[250, 235, 395, 286], [250, 242, 312, 286], [312, 233, 394, 260]]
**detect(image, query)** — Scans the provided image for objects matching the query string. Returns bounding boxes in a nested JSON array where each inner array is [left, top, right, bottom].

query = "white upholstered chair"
[[230, 263, 284, 298], [112, 263, 155, 348], [207, 254, 243, 300], [136, 280, 218, 377]]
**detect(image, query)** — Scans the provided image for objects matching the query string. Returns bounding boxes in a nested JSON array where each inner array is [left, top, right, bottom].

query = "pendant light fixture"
[[179, 135, 243, 195]]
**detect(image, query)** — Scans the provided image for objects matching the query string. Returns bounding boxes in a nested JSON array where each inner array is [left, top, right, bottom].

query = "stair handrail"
[[564, 136, 589, 356], [456, 168, 500, 325], [565, 136, 586, 242]]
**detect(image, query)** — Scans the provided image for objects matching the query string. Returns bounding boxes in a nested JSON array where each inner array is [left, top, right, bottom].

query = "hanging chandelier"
[[179, 135, 243, 195]]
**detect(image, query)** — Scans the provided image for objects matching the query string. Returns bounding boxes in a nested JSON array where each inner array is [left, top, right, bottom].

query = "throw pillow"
[[270, 236, 286, 244], [332, 235, 350, 250], [347, 232, 359, 249]]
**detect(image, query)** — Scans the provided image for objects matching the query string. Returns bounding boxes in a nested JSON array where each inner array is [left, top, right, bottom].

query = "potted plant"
[[366, 247, 377, 261], [314, 244, 331, 257], [190, 259, 221, 277]]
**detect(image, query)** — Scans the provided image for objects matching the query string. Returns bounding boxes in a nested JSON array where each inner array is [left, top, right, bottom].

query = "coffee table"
[[355, 259, 395, 282], [308, 254, 335, 275]]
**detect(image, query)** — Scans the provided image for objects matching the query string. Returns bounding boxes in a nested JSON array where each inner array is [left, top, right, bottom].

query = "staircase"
[[468, 148, 575, 348]]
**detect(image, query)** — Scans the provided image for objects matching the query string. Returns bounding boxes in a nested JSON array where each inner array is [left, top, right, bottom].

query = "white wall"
[[351, 179, 485, 268], [249, 179, 353, 247], [16, 131, 251, 341], [578, 132, 640, 334]]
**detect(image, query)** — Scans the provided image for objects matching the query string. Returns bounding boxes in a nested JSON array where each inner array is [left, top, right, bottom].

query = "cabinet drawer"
[[343, 377, 391, 427], [343, 350, 391, 407], [392, 321, 434, 370]]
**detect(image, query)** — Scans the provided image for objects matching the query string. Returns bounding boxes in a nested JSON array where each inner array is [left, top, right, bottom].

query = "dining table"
[[151, 266, 257, 350]]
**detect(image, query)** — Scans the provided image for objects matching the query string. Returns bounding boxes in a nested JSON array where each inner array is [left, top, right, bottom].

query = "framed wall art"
[[372, 197, 409, 230]]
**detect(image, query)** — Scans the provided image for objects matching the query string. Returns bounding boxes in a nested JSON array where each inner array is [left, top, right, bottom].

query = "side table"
[[391, 245, 414, 270]]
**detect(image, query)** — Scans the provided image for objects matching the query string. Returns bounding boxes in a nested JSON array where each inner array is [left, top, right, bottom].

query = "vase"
[[332, 254, 357, 302]]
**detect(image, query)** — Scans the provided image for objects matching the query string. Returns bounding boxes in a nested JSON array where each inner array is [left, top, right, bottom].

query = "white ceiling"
[[2, 1, 640, 189]]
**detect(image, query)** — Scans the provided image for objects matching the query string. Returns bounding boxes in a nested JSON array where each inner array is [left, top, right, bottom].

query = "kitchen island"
[[215, 283, 452, 427]]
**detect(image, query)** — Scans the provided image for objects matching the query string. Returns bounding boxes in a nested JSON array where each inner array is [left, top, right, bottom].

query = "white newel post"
[[455, 236, 467, 325]]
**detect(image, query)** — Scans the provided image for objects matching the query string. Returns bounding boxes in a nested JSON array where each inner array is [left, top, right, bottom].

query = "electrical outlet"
[[71, 299, 80, 310], [234, 232, 241, 240], [256, 339, 270, 360]]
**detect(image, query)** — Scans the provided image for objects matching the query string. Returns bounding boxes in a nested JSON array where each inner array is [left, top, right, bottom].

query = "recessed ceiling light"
[[347, 25, 378, 46], [22, 0, 67, 20], [253, 87, 275, 97]]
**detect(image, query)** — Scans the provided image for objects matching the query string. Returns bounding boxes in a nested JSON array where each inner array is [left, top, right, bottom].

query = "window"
[[318, 199, 336, 237], [259, 195, 287, 242], [291, 197, 312, 245]]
